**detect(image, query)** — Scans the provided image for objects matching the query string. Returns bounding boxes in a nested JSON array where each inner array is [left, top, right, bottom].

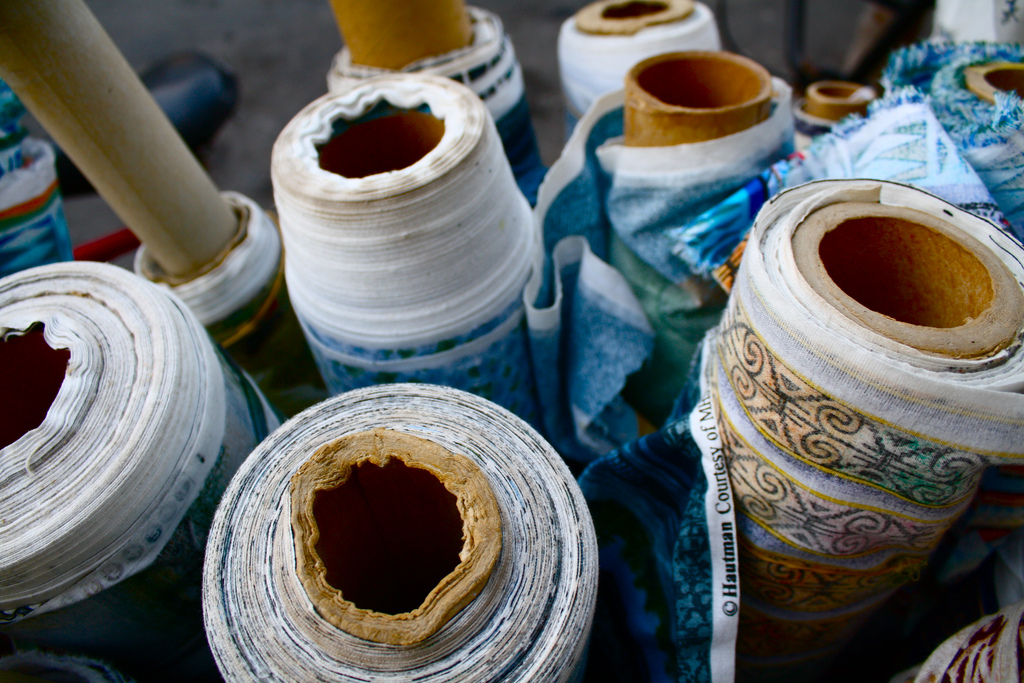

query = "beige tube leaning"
[[0, 0, 237, 278], [328, 0, 472, 70], [623, 50, 773, 146]]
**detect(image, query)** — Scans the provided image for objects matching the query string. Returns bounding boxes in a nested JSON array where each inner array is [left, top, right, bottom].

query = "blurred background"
[[32, 0, 930, 251]]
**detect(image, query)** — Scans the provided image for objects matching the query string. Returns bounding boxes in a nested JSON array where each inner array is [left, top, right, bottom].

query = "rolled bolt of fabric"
[[708, 180, 1024, 680], [793, 80, 875, 150], [202, 383, 598, 681], [0, 79, 72, 277], [883, 42, 1024, 242], [272, 74, 540, 426], [327, 7, 546, 204], [135, 192, 328, 416], [612, 50, 783, 423], [0, 261, 280, 681], [623, 50, 773, 146], [892, 599, 1024, 683], [558, 0, 720, 125]]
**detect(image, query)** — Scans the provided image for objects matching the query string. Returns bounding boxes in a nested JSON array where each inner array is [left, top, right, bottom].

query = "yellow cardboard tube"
[[964, 61, 1024, 104], [803, 80, 874, 121], [0, 0, 237, 278], [792, 202, 1024, 358], [624, 51, 773, 147], [574, 0, 695, 36], [329, 0, 472, 70]]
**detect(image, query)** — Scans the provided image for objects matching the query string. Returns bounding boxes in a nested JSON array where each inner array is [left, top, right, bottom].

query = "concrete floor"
[[51, 0, 883, 247]]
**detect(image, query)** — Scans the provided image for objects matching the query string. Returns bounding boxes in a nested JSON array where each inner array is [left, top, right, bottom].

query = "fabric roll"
[[883, 42, 1024, 242], [557, 2, 720, 127], [0, 650, 135, 683], [0, 80, 71, 278], [0, 261, 279, 681], [671, 88, 1007, 290], [273, 74, 540, 425], [792, 81, 875, 151], [202, 383, 598, 681], [535, 76, 792, 426], [327, 7, 545, 204], [711, 180, 1024, 679], [135, 191, 328, 416], [892, 599, 1024, 683]]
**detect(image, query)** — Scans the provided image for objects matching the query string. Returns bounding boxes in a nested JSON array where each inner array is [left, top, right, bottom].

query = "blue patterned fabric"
[[883, 41, 1024, 241], [579, 359, 719, 682], [669, 89, 1006, 278]]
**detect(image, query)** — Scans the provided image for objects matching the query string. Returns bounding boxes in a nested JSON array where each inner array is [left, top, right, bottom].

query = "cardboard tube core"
[[318, 111, 445, 179], [625, 51, 773, 146], [0, 327, 69, 450], [803, 81, 874, 121], [313, 459, 463, 615], [965, 62, 1024, 104], [575, 0, 694, 35], [329, 0, 472, 70], [793, 202, 1024, 358], [291, 428, 502, 645]]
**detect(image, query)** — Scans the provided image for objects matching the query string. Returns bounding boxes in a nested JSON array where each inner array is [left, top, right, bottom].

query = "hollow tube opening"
[[311, 458, 464, 615], [636, 55, 766, 109], [602, 1, 669, 19], [0, 326, 69, 450], [818, 215, 994, 328], [318, 110, 445, 179]]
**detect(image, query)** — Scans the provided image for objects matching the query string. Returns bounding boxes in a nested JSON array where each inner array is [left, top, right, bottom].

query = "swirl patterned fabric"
[[704, 180, 1024, 681]]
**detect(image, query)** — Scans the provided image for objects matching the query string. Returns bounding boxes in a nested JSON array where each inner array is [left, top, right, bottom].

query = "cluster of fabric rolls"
[[5, 0, 1024, 681]]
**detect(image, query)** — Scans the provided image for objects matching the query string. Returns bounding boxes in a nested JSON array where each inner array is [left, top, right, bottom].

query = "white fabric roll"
[[0, 262, 226, 611], [272, 74, 539, 417], [134, 191, 281, 330], [328, 7, 523, 124], [557, 2, 720, 120], [203, 383, 598, 682], [0, 261, 279, 677]]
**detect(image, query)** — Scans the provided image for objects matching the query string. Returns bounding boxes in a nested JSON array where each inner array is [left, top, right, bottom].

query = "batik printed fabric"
[[710, 180, 1024, 681]]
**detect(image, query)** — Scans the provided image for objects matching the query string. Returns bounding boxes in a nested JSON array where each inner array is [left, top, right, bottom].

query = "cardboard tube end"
[[965, 62, 1024, 105], [792, 202, 1024, 358], [803, 80, 874, 121], [574, 0, 695, 36], [330, 0, 472, 70], [624, 51, 773, 146], [290, 428, 502, 645]]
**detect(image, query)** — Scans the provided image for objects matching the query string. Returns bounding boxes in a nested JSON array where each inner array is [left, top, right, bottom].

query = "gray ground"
[[47, 0, 892, 247]]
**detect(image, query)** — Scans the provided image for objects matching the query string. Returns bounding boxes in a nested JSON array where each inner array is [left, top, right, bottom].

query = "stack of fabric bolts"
[[9, 0, 1024, 682]]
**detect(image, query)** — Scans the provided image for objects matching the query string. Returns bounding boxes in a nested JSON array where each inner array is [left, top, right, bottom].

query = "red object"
[[73, 227, 141, 262]]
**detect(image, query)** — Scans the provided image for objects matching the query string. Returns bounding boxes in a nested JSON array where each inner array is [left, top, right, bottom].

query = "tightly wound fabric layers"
[[712, 180, 1024, 680], [328, 7, 545, 204], [883, 41, 1024, 242], [202, 383, 598, 682], [557, 2, 720, 126], [273, 74, 540, 427], [0, 261, 279, 681]]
